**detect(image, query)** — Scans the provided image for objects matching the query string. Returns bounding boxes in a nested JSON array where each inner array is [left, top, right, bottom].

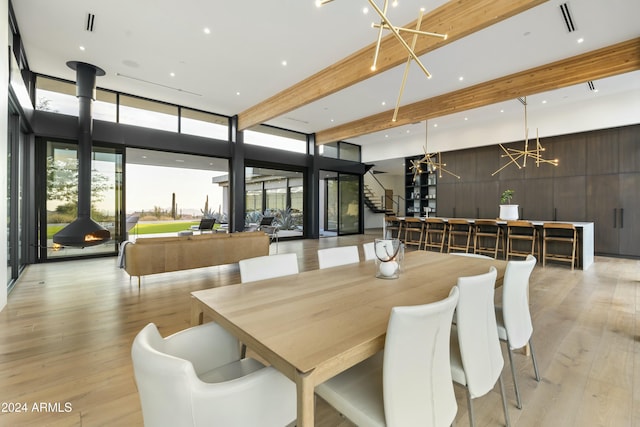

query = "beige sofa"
[[124, 231, 269, 284]]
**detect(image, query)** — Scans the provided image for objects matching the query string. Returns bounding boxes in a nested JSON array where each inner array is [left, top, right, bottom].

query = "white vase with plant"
[[499, 189, 519, 220]]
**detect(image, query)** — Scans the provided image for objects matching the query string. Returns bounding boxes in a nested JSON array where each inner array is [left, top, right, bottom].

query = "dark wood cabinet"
[[553, 176, 586, 221], [432, 124, 639, 257], [436, 183, 455, 217], [619, 174, 640, 256], [522, 178, 554, 220]]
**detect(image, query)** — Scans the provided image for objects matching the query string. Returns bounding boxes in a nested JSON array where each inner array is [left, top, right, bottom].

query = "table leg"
[[190, 297, 204, 326], [296, 370, 315, 426]]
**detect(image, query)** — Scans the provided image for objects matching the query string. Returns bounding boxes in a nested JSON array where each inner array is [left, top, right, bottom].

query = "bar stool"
[[447, 219, 473, 253], [384, 216, 403, 241], [474, 219, 504, 259], [424, 218, 448, 253], [506, 220, 538, 260], [403, 217, 425, 250], [542, 222, 578, 270]]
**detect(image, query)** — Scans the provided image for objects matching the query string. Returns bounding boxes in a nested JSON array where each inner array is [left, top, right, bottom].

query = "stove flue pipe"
[[73, 61, 104, 219], [52, 61, 110, 248]]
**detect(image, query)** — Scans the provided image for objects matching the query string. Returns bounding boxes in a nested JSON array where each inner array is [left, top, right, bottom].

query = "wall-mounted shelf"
[[404, 155, 437, 217]]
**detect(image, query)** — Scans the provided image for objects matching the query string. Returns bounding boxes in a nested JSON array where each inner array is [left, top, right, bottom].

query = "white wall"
[[1, 0, 10, 311]]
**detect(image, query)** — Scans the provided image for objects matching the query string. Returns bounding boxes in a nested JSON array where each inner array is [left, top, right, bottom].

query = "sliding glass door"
[[321, 171, 361, 236], [42, 139, 123, 259]]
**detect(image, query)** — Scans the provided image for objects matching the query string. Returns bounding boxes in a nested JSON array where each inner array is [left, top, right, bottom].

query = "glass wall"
[[320, 171, 360, 236], [244, 167, 304, 238], [125, 148, 229, 238], [181, 108, 229, 140], [244, 125, 307, 154], [319, 141, 360, 162], [35, 75, 230, 138], [35, 77, 77, 115], [339, 173, 360, 234], [44, 140, 122, 259], [119, 95, 179, 132]]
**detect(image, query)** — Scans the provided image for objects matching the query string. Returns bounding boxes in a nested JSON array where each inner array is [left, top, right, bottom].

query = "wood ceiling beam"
[[315, 37, 640, 144], [237, 0, 548, 131]]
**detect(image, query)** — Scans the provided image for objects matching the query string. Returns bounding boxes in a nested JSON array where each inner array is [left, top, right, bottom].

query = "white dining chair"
[[495, 254, 540, 409], [317, 246, 360, 269], [239, 253, 299, 283], [450, 267, 511, 427], [450, 253, 493, 259], [362, 242, 376, 261], [131, 322, 296, 427], [316, 287, 460, 426]]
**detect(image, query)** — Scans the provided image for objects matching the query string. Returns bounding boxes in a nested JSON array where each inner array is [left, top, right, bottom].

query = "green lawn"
[[46, 221, 200, 239]]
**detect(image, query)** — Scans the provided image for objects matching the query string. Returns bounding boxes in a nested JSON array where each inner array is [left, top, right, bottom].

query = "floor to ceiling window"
[[125, 148, 229, 238], [320, 171, 361, 236], [244, 167, 304, 238], [42, 139, 123, 259]]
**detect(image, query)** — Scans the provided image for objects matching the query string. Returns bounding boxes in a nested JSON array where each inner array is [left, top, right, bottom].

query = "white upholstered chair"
[[238, 252, 299, 356], [131, 322, 296, 427], [362, 242, 376, 261], [317, 245, 360, 269], [495, 254, 540, 409], [239, 253, 299, 283], [450, 267, 511, 427], [450, 253, 493, 260], [315, 287, 460, 426]]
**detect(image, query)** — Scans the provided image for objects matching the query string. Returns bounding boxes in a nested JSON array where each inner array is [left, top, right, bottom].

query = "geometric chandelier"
[[491, 96, 559, 176], [409, 121, 460, 182], [315, 0, 447, 122]]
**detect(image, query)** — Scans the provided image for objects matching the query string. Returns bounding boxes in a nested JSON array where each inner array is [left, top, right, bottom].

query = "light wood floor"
[[1, 231, 638, 426]]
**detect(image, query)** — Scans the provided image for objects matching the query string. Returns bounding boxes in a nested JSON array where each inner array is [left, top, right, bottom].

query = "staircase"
[[364, 184, 395, 215]]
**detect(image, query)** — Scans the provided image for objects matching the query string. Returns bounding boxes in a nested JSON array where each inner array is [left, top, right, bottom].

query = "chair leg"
[[506, 342, 522, 409], [529, 338, 541, 382], [465, 387, 475, 427], [240, 343, 247, 359], [499, 373, 512, 427]]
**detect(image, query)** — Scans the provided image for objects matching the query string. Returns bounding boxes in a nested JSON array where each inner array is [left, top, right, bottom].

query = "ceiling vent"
[[86, 13, 95, 32], [559, 3, 576, 32]]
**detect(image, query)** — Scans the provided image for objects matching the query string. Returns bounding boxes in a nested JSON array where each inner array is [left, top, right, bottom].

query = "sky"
[[126, 164, 226, 216]]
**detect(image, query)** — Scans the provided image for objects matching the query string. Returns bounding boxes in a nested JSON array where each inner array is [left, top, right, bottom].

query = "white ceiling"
[[13, 0, 640, 174]]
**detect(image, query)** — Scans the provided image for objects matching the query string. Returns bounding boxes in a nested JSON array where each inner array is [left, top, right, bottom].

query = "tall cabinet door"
[[586, 175, 619, 255], [619, 174, 640, 256]]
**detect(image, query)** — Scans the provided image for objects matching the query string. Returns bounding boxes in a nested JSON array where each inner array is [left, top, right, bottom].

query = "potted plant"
[[499, 189, 519, 220]]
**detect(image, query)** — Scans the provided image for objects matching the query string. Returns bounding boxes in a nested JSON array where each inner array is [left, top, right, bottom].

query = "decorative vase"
[[374, 239, 404, 279], [499, 204, 519, 220]]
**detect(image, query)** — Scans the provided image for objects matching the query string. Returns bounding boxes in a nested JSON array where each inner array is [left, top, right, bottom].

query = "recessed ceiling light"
[[203, 27, 211, 34], [406, 130, 410, 134], [362, 7, 369, 14], [169, 72, 175, 77], [577, 37, 584, 43], [391, 0, 398, 7], [281, 60, 287, 66], [79, 45, 86, 51], [330, 119, 334, 122], [500, 109, 504, 113], [542, 100, 547, 104], [464, 117, 468, 121], [433, 123, 438, 127], [385, 134, 389, 138], [236, 91, 240, 96], [458, 76, 464, 81], [381, 101, 386, 106]]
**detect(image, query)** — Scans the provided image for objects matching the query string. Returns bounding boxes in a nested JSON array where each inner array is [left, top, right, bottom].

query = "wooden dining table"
[[190, 250, 507, 426]]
